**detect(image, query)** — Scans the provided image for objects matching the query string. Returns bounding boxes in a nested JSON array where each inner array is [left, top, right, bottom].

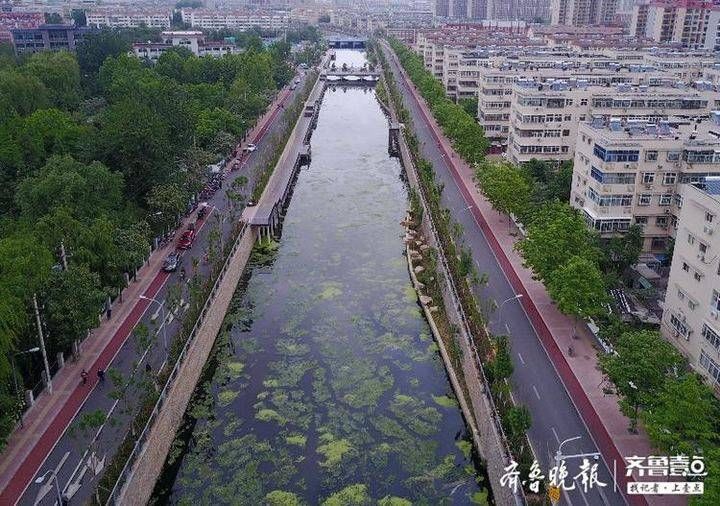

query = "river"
[[153, 50, 488, 505]]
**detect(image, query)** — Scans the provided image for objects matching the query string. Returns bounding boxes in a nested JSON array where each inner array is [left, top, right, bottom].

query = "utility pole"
[[33, 293, 53, 394], [59, 240, 68, 270]]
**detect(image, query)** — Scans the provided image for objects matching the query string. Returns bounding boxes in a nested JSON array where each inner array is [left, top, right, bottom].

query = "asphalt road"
[[383, 46, 625, 506], [21, 71, 310, 506]]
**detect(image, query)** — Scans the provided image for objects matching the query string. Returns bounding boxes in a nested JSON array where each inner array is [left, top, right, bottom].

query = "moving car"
[[178, 229, 195, 250], [163, 251, 181, 272], [197, 203, 208, 220], [245, 143, 257, 153]]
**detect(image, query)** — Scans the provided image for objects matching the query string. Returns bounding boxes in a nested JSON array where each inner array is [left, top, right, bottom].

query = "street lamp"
[[554, 435, 600, 467], [35, 469, 63, 506], [139, 296, 167, 352], [11, 347, 40, 428], [494, 294, 524, 327]]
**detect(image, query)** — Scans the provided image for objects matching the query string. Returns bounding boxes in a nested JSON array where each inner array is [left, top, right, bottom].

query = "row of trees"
[[0, 29, 299, 448], [600, 330, 720, 505], [387, 39, 489, 165], [384, 35, 719, 503], [375, 39, 536, 478]]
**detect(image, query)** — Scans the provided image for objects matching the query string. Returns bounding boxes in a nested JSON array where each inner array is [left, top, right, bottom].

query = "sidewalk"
[[387, 46, 682, 506], [0, 82, 295, 505]]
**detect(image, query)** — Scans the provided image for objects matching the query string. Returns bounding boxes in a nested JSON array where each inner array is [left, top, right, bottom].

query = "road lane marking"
[[551, 426, 561, 444], [505, 323, 511, 335], [517, 352, 525, 365], [532, 385, 541, 400]]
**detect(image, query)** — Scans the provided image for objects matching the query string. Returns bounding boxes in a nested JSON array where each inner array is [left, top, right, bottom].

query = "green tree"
[[602, 224, 643, 276], [15, 155, 124, 222], [43, 265, 105, 352], [476, 161, 532, 222], [458, 97, 478, 118], [0, 69, 49, 123], [599, 330, 684, 432], [76, 30, 129, 84], [147, 182, 188, 232], [22, 51, 81, 111], [518, 202, 599, 283], [546, 256, 608, 337], [642, 373, 719, 454], [12, 110, 88, 172], [505, 405, 532, 442]]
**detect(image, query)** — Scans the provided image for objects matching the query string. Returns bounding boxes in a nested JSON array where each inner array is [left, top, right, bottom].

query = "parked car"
[[290, 83, 297, 90], [197, 204, 208, 220], [178, 229, 195, 250], [245, 143, 257, 152], [294, 77, 301, 84], [163, 251, 181, 272]]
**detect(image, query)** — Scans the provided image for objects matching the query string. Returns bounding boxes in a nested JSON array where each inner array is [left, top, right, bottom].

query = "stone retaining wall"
[[382, 59, 523, 506], [117, 228, 256, 504]]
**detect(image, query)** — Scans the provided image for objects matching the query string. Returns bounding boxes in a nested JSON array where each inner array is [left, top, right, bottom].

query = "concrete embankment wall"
[[379, 69, 522, 506], [118, 228, 256, 504], [117, 72, 325, 505]]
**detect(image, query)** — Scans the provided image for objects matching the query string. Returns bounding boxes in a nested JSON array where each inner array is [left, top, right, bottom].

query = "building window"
[[663, 173, 677, 185], [699, 350, 720, 384], [656, 216, 668, 227], [712, 290, 720, 311], [695, 271, 703, 282], [674, 194, 683, 208], [688, 233, 696, 245], [670, 313, 690, 338], [678, 289, 686, 300], [682, 262, 690, 272], [636, 216, 648, 225], [689, 300, 698, 311], [645, 151, 658, 162], [706, 212, 715, 223], [638, 194, 652, 206], [652, 237, 667, 250], [702, 324, 720, 350], [700, 242, 709, 254], [642, 172, 655, 184], [658, 194, 672, 206]]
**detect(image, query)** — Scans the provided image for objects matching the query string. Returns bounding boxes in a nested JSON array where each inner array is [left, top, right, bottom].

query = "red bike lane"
[[0, 272, 169, 505], [1, 81, 298, 506], [389, 48, 645, 506]]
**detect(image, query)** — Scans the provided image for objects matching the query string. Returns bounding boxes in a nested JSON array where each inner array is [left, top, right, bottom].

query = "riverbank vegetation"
[[375, 40, 535, 480], [383, 37, 720, 504], [0, 29, 313, 448]]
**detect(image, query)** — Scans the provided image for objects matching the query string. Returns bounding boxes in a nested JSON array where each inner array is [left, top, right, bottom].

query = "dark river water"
[[154, 50, 488, 505]]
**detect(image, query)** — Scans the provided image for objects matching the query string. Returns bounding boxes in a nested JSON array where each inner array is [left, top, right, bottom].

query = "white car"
[[245, 143, 257, 152]]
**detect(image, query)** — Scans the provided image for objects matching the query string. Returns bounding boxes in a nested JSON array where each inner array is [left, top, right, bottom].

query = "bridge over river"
[[152, 48, 490, 505]]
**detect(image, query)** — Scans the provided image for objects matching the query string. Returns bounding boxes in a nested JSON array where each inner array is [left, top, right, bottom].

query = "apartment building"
[[11, 23, 88, 54], [180, 9, 290, 31], [570, 116, 720, 254], [85, 9, 172, 29], [662, 178, 720, 393], [132, 31, 241, 62], [507, 81, 718, 165], [550, 0, 619, 26], [630, 0, 720, 50]]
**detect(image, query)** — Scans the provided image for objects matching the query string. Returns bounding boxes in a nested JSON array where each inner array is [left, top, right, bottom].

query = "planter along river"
[[152, 50, 489, 505]]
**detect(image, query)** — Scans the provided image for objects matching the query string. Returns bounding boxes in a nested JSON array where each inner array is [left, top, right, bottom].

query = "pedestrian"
[[106, 307, 112, 320], [81, 369, 88, 385], [97, 369, 105, 383]]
